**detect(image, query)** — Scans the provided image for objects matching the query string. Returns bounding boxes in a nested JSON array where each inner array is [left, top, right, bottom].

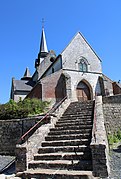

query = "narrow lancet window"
[[79, 60, 88, 72]]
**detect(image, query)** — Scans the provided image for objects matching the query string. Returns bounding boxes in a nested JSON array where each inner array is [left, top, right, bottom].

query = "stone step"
[[46, 133, 90, 141], [64, 108, 93, 112], [62, 114, 92, 118], [71, 101, 94, 106], [63, 113, 93, 117], [59, 120, 92, 125], [38, 145, 90, 154], [64, 109, 93, 113], [57, 119, 92, 124], [69, 101, 94, 106], [60, 116, 92, 121], [66, 103, 93, 107], [50, 125, 92, 131], [42, 139, 90, 147], [18, 168, 95, 179], [55, 121, 92, 127], [66, 104, 93, 111], [28, 159, 92, 171], [64, 109, 93, 114], [34, 152, 91, 161], [28, 159, 79, 170], [49, 129, 91, 135]]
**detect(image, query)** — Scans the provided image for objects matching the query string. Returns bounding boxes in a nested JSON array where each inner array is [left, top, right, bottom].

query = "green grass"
[[108, 129, 121, 145]]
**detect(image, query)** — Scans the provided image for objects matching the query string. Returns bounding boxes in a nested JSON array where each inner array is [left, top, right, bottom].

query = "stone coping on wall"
[[103, 94, 121, 103], [0, 114, 46, 122]]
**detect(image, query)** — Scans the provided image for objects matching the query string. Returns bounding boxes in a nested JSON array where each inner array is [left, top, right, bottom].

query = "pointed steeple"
[[35, 25, 49, 68], [24, 67, 31, 77], [39, 27, 48, 58], [21, 67, 31, 80]]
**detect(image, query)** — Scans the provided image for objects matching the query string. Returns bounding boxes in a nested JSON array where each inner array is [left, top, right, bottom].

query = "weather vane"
[[42, 18, 45, 28]]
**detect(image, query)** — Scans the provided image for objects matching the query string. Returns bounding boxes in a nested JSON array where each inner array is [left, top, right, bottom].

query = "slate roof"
[[24, 67, 31, 77], [115, 82, 121, 88], [13, 79, 35, 92], [40, 27, 48, 53]]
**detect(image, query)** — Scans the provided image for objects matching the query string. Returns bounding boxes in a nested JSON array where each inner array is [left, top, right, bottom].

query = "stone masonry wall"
[[61, 32, 102, 73], [103, 95, 121, 134], [91, 96, 110, 178], [0, 116, 43, 155]]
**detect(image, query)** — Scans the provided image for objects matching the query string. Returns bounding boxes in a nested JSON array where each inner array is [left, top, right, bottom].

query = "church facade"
[[10, 28, 121, 103]]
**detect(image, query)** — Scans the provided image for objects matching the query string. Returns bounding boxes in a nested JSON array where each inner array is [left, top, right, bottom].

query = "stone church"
[[8, 27, 121, 178], [10, 27, 121, 103]]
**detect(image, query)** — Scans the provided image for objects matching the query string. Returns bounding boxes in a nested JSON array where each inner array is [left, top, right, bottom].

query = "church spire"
[[23, 67, 31, 78], [39, 26, 48, 58], [35, 23, 49, 68], [21, 67, 31, 80]]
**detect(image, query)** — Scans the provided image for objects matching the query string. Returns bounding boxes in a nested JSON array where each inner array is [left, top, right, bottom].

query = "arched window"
[[79, 60, 88, 72]]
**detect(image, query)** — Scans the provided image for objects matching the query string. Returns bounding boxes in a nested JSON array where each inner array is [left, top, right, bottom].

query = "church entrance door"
[[76, 81, 91, 101]]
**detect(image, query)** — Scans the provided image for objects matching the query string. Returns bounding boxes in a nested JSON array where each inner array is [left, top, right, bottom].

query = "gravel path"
[[107, 142, 121, 179]]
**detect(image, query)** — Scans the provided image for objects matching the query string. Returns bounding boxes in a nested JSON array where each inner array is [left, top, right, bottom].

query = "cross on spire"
[[38, 19, 48, 59], [42, 18, 45, 28]]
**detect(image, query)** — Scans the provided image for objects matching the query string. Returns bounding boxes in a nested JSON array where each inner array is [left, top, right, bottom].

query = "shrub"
[[0, 98, 50, 120], [108, 129, 121, 145]]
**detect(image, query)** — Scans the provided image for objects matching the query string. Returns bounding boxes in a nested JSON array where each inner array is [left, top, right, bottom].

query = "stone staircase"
[[18, 100, 95, 179]]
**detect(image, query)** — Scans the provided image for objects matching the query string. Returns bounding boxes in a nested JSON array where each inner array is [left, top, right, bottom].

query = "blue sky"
[[0, 0, 121, 104]]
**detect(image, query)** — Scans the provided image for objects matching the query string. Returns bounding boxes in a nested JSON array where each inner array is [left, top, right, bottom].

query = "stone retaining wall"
[[0, 116, 44, 155], [103, 95, 121, 134]]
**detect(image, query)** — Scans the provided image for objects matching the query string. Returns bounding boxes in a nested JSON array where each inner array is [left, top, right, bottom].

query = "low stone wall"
[[0, 116, 44, 155], [103, 94, 121, 103], [103, 95, 121, 134]]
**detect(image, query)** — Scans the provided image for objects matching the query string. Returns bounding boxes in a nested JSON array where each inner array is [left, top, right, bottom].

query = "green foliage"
[[0, 98, 50, 120], [108, 129, 121, 145], [117, 129, 121, 140]]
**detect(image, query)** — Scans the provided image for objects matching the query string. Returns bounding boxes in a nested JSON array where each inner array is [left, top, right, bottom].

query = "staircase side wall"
[[91, 96, 110, 178]]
